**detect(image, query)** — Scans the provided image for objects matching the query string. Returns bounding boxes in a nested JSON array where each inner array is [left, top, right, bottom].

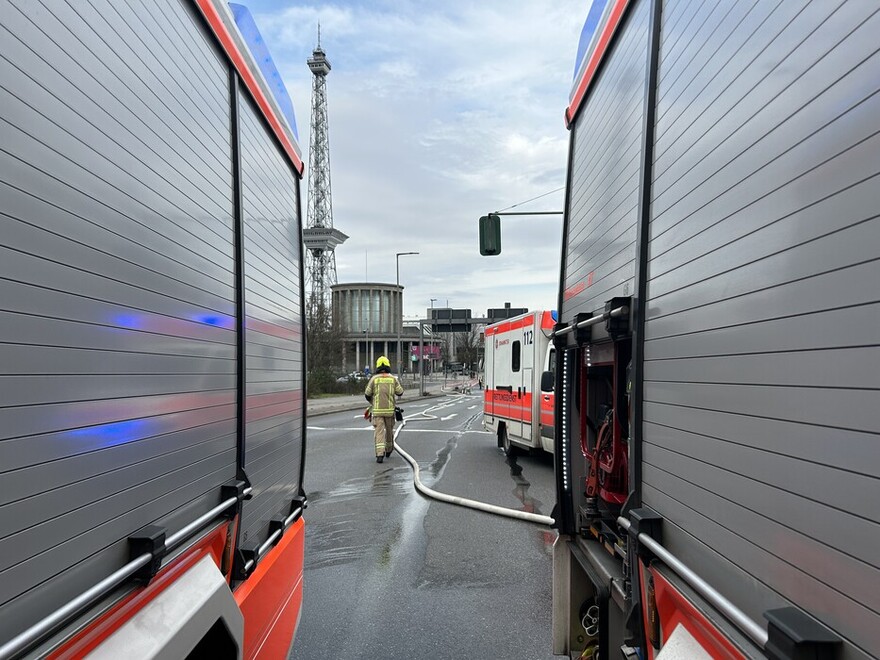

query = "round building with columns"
[[331, 283, 438, 374]]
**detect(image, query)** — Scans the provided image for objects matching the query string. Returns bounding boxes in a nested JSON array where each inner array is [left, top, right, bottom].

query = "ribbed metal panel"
[[559, 0, 650, 324], [0, 0, 237, 643], [642, 1, 880, 657], [236, 91, 304, 548]]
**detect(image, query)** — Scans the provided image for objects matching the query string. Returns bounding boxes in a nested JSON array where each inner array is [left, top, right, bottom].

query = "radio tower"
[[303, 25, 347, 323]]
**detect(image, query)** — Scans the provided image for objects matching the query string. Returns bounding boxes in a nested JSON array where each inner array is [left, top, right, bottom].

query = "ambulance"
[[483, 311, 557, 455]]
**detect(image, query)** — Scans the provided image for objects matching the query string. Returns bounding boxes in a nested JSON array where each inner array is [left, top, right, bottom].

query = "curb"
[[306, 392, 446, 417]]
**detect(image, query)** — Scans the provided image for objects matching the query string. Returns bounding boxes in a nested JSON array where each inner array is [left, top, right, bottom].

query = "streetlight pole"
[[396, 251, 419, 375], [428, 298, 439, 376]]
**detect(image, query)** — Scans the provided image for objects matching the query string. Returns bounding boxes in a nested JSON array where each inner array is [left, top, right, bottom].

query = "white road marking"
[[467, 405, 477, 410], [308, 426, 373, 431], [308, 425, 470, 435], [440, 414, 458, 421], [400, 428, 465, 434]]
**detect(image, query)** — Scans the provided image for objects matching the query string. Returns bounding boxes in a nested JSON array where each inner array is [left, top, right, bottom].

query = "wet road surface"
[[290, 392, 558, 659]]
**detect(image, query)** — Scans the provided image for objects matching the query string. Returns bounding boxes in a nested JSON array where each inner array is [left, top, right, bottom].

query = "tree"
[[456, 326, 484, 370], [306, 302, 345, 395]]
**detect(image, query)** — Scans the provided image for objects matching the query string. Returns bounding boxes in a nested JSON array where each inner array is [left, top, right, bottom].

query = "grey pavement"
[[292, 391, 556, 659]]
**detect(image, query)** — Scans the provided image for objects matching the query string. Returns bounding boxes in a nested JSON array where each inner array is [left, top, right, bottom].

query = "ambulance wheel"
[[500, 427, 519, 457]]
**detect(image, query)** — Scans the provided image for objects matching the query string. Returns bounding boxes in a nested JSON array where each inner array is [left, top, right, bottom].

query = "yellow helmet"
[[376, 356, 391, 369]]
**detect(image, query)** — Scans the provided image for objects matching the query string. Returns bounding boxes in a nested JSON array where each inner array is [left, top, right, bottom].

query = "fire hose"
[[390, 396, 555, 527]]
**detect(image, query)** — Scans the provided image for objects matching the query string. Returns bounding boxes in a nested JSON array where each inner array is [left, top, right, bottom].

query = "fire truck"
[[483, 311, 557, 456], [481, 0, 879, 658], [0, 1, 308, 657]]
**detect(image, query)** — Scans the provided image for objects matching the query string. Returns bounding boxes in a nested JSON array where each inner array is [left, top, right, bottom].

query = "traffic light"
[[479, 213, 501, 256]]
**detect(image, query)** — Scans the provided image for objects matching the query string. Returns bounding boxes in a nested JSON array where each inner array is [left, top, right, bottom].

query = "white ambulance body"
[[483, 310, 557, 455]]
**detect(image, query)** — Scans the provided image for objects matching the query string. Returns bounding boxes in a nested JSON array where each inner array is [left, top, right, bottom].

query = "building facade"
[[332, 282, 438, 373]]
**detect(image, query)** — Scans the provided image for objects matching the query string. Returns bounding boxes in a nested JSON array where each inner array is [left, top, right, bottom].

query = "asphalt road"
[[290, 392, 558, 659]]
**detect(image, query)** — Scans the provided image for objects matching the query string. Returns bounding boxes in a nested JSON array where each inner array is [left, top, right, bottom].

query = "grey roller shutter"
[[642, 2, 880, 657], [560, 0, 650, 325], [0, 0, 237, 643], [236, 90, 305, 549]]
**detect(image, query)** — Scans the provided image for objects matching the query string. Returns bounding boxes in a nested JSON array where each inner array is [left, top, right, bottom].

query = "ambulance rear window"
[[512, 341, 521, 372]]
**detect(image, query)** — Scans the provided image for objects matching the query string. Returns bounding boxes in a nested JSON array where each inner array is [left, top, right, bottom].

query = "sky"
[[240, 0, 588, 319]]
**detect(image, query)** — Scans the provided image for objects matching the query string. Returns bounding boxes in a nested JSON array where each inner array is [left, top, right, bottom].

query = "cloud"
[[245, 0, 586, 316]]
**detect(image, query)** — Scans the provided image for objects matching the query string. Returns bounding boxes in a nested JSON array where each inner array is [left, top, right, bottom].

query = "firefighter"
[[364, 356, 404, 463]]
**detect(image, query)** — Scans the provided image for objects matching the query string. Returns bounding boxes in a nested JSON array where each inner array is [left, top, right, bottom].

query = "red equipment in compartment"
[[597, 410, 628, 506], [579, 343, 629, 507]]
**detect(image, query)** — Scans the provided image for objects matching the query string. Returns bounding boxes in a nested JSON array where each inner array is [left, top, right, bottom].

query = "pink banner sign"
[[411, 345, 441, 358]]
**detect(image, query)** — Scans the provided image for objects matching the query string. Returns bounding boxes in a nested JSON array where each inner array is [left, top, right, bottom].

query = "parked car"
[[336, 372, 369, 383]]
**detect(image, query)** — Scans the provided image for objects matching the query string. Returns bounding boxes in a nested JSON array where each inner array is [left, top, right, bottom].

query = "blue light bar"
[[228, 3, 299, 140], [572, 0, 609, 81]]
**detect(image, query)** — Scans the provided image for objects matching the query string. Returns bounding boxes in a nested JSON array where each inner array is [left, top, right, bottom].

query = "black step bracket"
[[128, 525, 167, 583], [628, 508, 663, 562], [233, 517, 284, 582], [233, 540, 260, 581], [221, 477, 252, 502], [268, 514, 285, 541], [552, 322, 568, 349], [575, 312, 593, 345], [221, 478, 252, 521], [288, 495, 307, 519], [764, 608, 841, 660], [605, 296, 632, 339]]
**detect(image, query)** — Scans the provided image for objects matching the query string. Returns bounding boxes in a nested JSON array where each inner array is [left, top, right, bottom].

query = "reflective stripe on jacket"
[[365, 374, 403, 416]]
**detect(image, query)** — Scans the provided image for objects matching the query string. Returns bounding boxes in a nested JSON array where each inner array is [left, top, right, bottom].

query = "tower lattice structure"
[[303, 31, 347, 323]]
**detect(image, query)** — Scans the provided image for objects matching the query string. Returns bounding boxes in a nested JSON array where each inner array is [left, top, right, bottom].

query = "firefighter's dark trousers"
[[372, 415, 395, 456]]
